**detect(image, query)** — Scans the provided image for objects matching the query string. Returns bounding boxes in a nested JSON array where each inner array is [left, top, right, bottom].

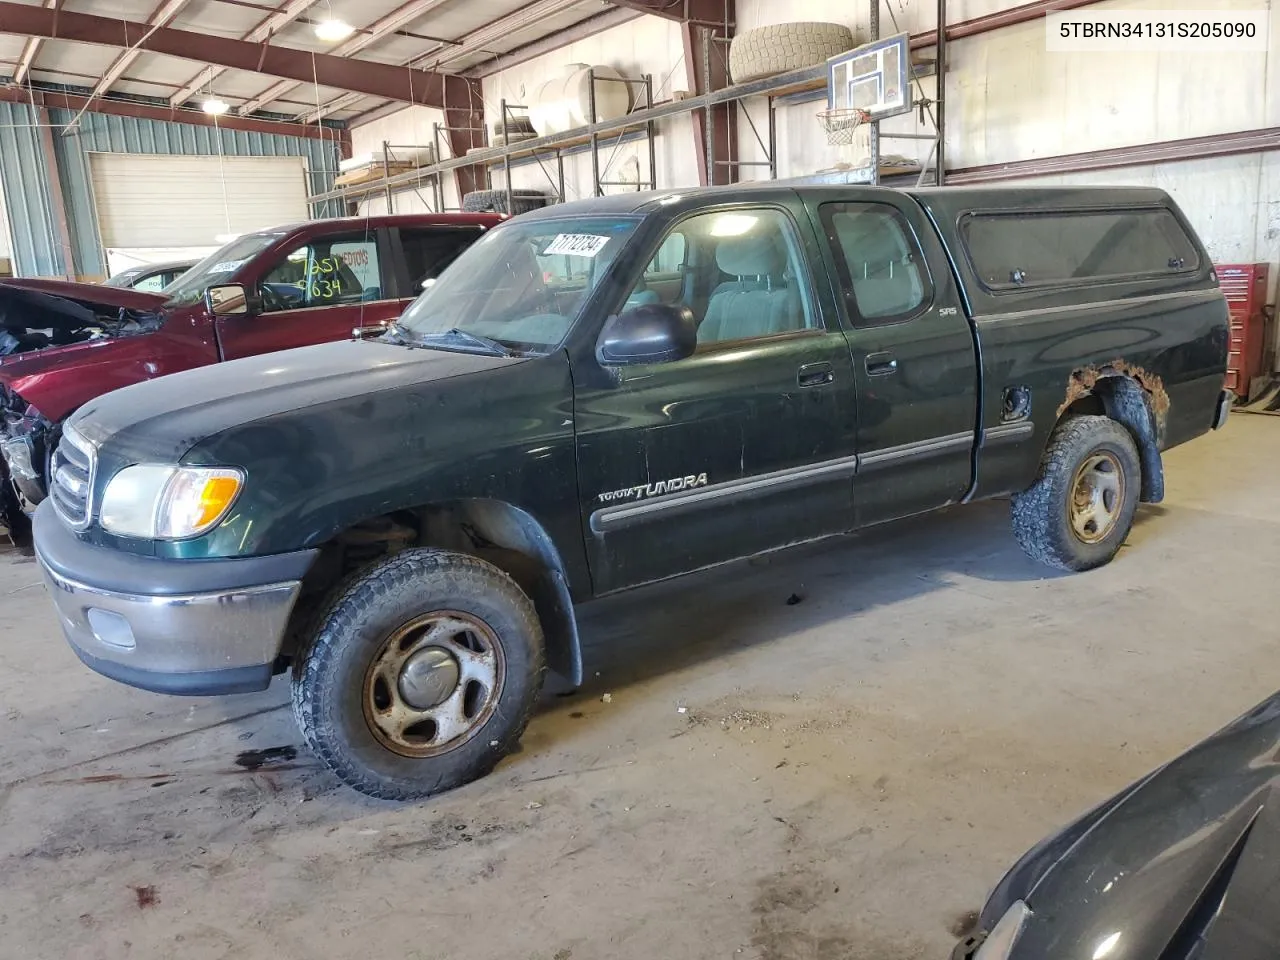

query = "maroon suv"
[[0, 212, 502, 531]]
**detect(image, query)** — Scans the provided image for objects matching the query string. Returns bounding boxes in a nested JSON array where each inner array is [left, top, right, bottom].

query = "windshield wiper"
[[415, 328, 515, 356]]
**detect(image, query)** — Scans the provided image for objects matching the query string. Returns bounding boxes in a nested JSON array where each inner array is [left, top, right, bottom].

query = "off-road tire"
[[461, 188, 550, 216], [728, 22, 855, 84], [1011, 415, 1141, 572], [291, 548, 545, 801]]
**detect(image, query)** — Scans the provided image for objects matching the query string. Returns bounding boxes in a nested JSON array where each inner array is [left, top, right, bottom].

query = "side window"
[[648, 233, 686, 275], [132, 273, 166, 293], [259, 231, 382, 312], [626, 208, 818, 346], [624, 232, 688, 310], [821, 202, 928, 324], [960, 208, 1200, 289], [400, 227, 482, 292]]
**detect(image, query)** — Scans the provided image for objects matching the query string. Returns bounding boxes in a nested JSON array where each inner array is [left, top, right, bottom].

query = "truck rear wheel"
[[291, 548, 545, 801], [1011, 415, 1141, 572]]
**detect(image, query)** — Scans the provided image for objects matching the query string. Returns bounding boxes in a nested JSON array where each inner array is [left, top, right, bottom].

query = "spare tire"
[[729, 22, 855, 84], [492, 116, 537, 136], [461, 189, 551, 215]]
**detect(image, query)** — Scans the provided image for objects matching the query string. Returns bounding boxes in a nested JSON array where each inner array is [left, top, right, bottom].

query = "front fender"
[[161, 353, 591, 595]]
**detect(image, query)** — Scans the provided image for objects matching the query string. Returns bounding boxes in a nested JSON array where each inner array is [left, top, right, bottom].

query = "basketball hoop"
[[817, 107, 871, 146]]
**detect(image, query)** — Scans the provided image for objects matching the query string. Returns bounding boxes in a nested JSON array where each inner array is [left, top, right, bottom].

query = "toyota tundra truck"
[[32, 184, 1231, 800]]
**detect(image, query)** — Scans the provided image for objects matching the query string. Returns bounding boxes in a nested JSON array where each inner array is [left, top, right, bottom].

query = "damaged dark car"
[[0, 279, 165, 357], [0, 280, 166, 527], [954, 691, 1280, 960]]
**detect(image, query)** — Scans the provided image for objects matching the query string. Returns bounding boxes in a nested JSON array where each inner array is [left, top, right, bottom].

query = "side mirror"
[[596, 303, 697, 366], [205, 283, 257, 317]]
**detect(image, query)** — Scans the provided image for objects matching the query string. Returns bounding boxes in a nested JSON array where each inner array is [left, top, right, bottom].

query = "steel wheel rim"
[[362, 609, 505, 759], [1069, 451, 1125, 544]]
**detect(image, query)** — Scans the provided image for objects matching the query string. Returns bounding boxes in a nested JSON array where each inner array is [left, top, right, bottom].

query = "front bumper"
[[33, 501, 317, 696]]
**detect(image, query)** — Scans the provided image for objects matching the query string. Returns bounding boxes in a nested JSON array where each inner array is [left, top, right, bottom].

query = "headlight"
[[973, 901, 1031, 960], [100, 464, 243, 539]]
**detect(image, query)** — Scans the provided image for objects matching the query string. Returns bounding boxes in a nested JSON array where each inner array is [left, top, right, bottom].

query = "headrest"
[[716, 234, 784, 277]]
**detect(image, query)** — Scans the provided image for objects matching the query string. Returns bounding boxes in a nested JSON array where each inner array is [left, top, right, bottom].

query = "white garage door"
[[89, 153, 309, 248]]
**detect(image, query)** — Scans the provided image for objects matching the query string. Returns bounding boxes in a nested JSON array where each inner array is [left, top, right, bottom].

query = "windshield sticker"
[[542, 234, 611, 257], [208, 259, 247, 274]]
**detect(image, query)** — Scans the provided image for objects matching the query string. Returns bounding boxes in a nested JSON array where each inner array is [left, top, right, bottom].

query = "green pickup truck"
[[33, 184, 1231, 800]]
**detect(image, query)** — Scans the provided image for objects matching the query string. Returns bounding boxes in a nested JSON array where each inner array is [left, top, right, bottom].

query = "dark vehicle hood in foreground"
[[0, 278, 167, 312], [961, 693, 1280, 960], [70, 337, 524, 463]]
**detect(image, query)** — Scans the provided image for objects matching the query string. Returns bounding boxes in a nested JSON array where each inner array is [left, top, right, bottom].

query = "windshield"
[[103, 269, 142, 288], [162, 231, 289, 307], [397, 216, 639, 353]]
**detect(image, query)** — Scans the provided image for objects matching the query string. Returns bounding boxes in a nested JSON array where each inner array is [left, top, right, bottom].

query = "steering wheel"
[[259, 284, 303, 313]]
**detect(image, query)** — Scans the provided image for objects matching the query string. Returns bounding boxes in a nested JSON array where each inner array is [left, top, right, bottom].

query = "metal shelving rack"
[[310, 60, 837, 210], [311, 7, 946, 210]]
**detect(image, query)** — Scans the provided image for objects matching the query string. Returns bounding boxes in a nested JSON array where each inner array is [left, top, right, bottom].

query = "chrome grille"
[[50, 424, 95, 529]]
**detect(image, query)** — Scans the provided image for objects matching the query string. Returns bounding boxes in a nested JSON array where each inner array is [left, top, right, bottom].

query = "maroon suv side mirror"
[[204, 284, 261, 317]]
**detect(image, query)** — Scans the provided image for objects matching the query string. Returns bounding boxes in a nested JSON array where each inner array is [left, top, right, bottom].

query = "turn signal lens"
[[157, 468, 244, 539]]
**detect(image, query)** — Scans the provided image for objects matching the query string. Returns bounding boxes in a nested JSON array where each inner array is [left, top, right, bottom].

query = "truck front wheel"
[[291, 548, 546, 801], [1011, 415, 1141, 572]]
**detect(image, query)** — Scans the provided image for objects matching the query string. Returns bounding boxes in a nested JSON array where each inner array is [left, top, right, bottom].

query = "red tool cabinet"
[[1217, 263, 1271, 399]]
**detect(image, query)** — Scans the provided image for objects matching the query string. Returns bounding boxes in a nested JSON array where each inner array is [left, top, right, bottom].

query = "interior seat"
[[625, 276, 661, 308], [697, 234, 802, 343]]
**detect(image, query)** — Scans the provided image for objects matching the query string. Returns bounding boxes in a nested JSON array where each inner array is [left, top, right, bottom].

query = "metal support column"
[[500, 98, 514, 213], [767, 100, 777, 180], [869, 0, 881, 185], [936, 0, 947, 184], [701, 29, 715, 186], [588, 69, 601, 196], [645, 74, 658, 189], [381, 139, 393, 214], [35, 107, 75, 279]]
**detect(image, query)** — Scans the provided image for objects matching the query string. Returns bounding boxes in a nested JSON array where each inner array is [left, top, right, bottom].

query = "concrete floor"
[[2, 415, 1278, 960]]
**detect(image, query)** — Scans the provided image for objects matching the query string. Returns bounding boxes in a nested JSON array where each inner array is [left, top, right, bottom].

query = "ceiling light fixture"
[[314, 19, 355, 43], [202, 98, 230, 116]]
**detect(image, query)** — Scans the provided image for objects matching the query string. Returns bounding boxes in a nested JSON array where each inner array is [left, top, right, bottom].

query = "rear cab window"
[[961, 208, 1201, 291]]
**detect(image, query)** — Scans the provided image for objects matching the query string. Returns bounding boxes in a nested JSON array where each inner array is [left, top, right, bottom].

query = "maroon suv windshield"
[[163, 231, 289, 307]]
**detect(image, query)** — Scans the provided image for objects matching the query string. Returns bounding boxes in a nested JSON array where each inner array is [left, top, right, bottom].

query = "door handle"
[[865, 352, 899, 376], [797, 361, 835, 387]]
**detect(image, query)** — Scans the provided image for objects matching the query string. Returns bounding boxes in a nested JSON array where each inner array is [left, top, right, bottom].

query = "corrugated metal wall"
[[0, 102, 64, 278], [0, 104, 343, 277]]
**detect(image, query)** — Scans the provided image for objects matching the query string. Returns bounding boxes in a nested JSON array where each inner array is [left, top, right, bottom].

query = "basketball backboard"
[[827, 32, 912, 120]]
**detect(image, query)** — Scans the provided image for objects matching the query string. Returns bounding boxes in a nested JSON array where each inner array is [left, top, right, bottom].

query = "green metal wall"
[[0, 102, 344, 278]]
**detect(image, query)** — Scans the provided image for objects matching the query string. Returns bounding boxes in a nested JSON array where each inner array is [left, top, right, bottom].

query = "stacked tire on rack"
[[461, 189, 552, 216], [728, 21, 855, 83], [481, 116, 540, 150]]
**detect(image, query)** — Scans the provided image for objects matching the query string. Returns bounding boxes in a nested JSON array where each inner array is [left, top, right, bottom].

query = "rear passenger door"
[[217, 226, 400, 361], [573, 203, 859, 593], [811, 195, 978, 526]]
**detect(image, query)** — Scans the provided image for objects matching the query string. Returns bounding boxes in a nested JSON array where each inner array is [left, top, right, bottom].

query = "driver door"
[[215, 227, 401, 361]]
